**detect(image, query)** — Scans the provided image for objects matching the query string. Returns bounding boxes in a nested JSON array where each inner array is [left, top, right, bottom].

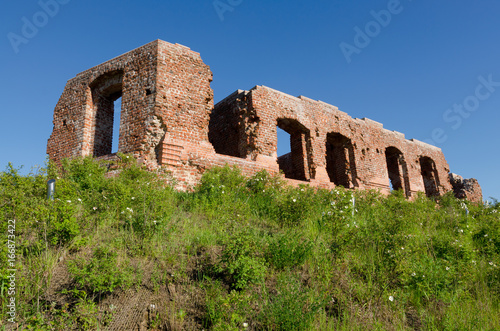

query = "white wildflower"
[[389, 296, 394, 302], [93, 207, 97, 211], [243, 322, 248, 328], [292, 198, 296, 203], [66, 200, 71, 203]]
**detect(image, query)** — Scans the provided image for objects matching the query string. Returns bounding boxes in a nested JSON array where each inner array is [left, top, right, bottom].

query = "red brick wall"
[[47, 40, 482, 202]]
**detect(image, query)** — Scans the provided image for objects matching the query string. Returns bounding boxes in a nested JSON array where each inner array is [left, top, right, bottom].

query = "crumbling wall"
[[47, 40, 159, 162], [47, 40, 482, 201], [449, 173, 483, 203]]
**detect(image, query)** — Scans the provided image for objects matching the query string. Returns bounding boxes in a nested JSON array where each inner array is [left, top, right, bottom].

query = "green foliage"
[[259, 274, 325, 330], [204, 282, 253, 330], [266, 230, 313, 270], [47, 202, 80, 246], [67, 246, 136, 296], [218, 231, 267, 290], [1, 161, 500, 329]]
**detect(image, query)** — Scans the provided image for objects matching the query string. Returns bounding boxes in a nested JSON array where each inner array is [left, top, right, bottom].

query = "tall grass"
[[0, 157, 499, 330]]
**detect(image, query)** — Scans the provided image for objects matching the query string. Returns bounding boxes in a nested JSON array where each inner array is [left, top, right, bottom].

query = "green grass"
[[0, 157, 499, 330]]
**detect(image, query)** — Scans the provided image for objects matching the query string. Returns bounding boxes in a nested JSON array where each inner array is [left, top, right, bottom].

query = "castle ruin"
[[47, 40, 482, 202]]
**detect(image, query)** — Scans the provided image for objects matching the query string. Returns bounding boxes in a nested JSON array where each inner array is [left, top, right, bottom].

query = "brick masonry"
[[47, 40, 482, 202]]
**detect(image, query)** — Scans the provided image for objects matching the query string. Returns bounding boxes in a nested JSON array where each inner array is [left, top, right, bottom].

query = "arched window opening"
[[276, 118, 312, 181], [420, 156, 440, 197], [326, 133, 357, 188], [89, 70, 124, 157], [385, 147, 410, 197]]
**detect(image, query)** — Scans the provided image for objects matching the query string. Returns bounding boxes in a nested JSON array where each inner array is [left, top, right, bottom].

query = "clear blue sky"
[[1, 0, 498, 201]]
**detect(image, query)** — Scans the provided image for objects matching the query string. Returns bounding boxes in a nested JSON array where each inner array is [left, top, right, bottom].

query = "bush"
[[217, 232, 267, 290], [67, 246, 137, 297]]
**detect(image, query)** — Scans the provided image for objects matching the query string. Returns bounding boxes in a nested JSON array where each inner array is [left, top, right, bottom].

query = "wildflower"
[[150, 304, 156, 310], [153, 221, 157, 225], [292, 198, 296, 202], [411, 272, 416, 277], [131, 197, 135, 200], [77, 198, 82, 202], [93, 207, 97, 211], [389, 296, 394, 302], [446, 267, 450, 271], [66, 200, 71, 203], [243, 322, 249, 328], [484, 234, 488, 237], [401, 247, 404, 250], [222, 191, 225, 194], [110, 304, 117, 310], [472, 260, 476, 264], [490, 262, 494, 266], [327, 211, 332, 216], [301, 188, 304, 192], [331, 201, 335, 206]]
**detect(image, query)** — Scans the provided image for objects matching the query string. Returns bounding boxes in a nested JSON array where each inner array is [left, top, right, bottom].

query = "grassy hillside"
[[1, 157, 499, 330]]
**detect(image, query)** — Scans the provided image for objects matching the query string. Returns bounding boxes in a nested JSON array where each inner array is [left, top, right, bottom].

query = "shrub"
[[47, 202, 80, 247], [218, 232, 267, 290], [67, 246, 136, 297]]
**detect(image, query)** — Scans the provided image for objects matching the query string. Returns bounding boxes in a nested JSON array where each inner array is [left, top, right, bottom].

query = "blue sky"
[[1, 0, 498, 201]]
